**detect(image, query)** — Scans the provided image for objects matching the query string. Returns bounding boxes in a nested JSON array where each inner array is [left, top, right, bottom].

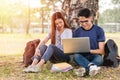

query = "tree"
[[112, 0, 120, 4], [61, 0, 99, 29], [98, 0, 120, 24], [0, 0, 28, 33]]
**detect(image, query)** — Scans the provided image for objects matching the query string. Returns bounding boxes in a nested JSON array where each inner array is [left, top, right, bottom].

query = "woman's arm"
[[35, 33, 51, 56], [64, 29, 72, 38], [37, 33, 51, 48], [37, 37, 49, 48]]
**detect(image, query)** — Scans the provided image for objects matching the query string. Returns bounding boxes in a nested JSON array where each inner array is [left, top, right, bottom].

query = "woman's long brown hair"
[[51, 12, 70, 45]]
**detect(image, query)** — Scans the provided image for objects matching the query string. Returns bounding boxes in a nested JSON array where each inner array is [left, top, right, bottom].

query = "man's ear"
[[90, 16, 93, 21], [88, 16, 93, 23]]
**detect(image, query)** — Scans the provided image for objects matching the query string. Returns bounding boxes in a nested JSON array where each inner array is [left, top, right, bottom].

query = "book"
[[50, 62, 73, 72]]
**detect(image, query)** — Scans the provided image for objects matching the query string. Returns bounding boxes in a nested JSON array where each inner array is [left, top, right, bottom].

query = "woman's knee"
[[49, 44, 54, 47], [40, 45, 47, 50], [39, 45, 47, 54], [48, 44, 55, 50]]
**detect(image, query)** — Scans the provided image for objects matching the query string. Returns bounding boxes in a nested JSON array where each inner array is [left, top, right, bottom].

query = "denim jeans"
[[74, 53, 103, 71], [33, 44, 70, 63]]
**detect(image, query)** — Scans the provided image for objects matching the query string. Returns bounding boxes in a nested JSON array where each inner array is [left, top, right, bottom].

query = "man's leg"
[[74, 53, 90, 68], [87, 54, 103, 76], [73, 53, 90, 76]]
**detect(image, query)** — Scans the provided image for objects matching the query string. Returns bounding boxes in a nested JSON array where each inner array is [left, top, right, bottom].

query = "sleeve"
[[97, 27, 105, 42], [67, 29, 72, 38], [73, 30, 76, 37], [62, 29, 72, 39], [73, 28, 79, 37]]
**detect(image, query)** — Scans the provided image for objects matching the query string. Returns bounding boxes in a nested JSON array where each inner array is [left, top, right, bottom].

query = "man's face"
[[79, 16, 92, 30]]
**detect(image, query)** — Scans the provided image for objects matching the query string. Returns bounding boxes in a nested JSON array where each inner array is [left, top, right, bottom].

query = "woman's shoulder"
[[62, 28, 72, 35], [64, 28, 72, 33], [64, 28, 72, 32]]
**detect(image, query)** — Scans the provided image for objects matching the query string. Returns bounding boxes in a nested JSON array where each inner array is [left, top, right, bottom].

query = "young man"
[[73, 8, 105, 76]]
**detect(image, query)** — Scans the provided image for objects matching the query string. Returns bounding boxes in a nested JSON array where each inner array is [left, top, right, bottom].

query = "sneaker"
[[89, 65, 101, 76], [73, 67, 86, 76], [23, 65, 41, 73]]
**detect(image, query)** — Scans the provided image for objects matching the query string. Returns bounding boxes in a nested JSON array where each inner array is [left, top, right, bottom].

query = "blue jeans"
[[33, 44, 70, 63], [74, 53, 103, 71]]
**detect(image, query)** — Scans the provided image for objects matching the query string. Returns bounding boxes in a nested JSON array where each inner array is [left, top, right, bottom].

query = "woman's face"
[[55, 18, 64, 31]]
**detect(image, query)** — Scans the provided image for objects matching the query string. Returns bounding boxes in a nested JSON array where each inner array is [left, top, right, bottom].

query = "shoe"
[[89, 65, 100, 76], [23, 65, 41, 73], [73, 67, 86, 76]]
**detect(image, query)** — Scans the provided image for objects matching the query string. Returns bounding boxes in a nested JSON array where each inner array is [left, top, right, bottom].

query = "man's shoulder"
[[93, 25, 104, 31], [74, 27, 82, 32], [93, 25, 103, 29]]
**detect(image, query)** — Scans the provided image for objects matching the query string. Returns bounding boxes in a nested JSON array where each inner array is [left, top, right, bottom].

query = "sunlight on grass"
[[0, 33, 47, 56], [0, 55, 120, 80], [1, 66, 13, 77], [0, 32, 120, 56], [0, 33, 120, 80]]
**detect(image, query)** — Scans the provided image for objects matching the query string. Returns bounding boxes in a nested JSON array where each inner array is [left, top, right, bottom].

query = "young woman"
[[23, 12, 72, 73]]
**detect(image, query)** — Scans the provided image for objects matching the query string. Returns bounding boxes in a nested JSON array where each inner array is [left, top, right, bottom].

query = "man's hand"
[[116, 56, 120, 61]]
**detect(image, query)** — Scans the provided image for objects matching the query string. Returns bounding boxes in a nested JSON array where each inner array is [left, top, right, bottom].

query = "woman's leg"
[[23, 45, 47, 72], [37, 44, 70, 68], [23, 44, 69, 72], [31, 45, 47, 66]]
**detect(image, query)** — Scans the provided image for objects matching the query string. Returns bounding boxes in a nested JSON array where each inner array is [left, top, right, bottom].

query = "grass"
[[0, 32, 120, 80]]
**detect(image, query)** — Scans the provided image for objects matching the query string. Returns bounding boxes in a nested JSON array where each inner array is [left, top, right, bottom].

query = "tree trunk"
[[62, 0, 98, 29]]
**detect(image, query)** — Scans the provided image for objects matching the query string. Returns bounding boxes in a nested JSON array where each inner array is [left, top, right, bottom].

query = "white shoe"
[[73, 67, 86, 76], [89, 65, 101, 76], [23, 65, 41, 73]]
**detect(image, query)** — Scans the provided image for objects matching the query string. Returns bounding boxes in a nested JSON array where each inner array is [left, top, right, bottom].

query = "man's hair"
[[77, 8, 92, 18]]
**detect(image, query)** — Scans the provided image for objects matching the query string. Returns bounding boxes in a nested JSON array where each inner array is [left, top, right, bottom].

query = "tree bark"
[[62, 0, 99, 29]]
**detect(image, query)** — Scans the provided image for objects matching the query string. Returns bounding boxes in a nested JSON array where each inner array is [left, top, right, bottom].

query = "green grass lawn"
[[0, 33, 47, 56], [0, 33, 120, 80]]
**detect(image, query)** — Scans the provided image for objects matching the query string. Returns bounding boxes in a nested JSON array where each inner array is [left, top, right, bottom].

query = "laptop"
[[62, 37, 90, 54]]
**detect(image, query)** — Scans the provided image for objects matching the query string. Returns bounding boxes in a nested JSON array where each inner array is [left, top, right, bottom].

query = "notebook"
[[50, 62, 73, 72], [62, 37, 90, 54]]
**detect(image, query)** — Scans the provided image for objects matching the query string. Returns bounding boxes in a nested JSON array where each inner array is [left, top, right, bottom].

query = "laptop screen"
[[62, 37, 90, 54]]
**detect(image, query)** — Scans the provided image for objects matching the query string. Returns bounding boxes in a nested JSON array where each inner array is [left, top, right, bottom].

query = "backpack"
[[103, 39, 119, 68], [23, 39, 40, 67]]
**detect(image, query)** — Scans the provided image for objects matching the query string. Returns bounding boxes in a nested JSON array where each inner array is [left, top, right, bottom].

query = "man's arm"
[[90, 42, 105, 55]]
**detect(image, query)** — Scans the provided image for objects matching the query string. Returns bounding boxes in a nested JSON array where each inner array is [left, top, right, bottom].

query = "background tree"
[[0, 0, 27, 33], [61, 0, 99, 29], [112, 0, 120, 4], [111, 0, 120, 22], [98, 0, 120, 24]]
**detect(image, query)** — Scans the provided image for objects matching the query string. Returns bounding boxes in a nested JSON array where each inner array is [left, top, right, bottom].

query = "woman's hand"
[[34, 48, 41, 57]]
